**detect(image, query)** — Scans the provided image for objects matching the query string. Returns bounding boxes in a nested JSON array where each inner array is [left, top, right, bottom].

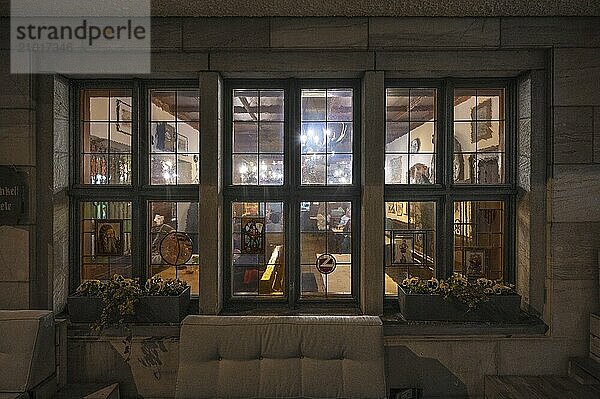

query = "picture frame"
[[392, 233, 414, 265], [410, 137, 421, 153], [115, 99, 132, 135], [464, 247, 487, 279], [387, 202, 396, 216], [178, 134, 189, 152], [397, 202, 404, 216], [95, 219, 124, 256], [470, 99, 493, 143], [153, 122, 177, 152], [241, 217, 265, 254], [387, 155, 404, 184]]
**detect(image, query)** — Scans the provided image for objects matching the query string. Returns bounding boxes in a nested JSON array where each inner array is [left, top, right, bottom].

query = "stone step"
[[484, 375, 600, 399], [55, 383, 119, 399], [569, 357, 600, 385]]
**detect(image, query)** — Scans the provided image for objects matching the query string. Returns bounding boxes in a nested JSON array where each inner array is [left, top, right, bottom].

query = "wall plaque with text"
[[0, 166, 27, 225]]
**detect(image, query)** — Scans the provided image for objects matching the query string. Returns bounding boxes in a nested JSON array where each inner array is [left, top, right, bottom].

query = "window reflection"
[[232, 89, 285, 186]]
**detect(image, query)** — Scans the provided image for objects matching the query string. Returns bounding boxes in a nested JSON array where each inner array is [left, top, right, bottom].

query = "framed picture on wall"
[[470, 99, 493, 143], [178, 135, 189, 152], [116, 99, 132, 135], [95, 219, 124, 256], [464, 248, 486, 279], [153, 122, 177, 152], [241, 217, 265, 254], [387, 202, 396, 216], [392, 233, 414, 265], [397, 202, 404, 216]]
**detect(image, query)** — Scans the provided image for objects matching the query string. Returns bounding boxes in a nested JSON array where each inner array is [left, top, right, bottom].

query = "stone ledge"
[[66, 323, 182, 339], [383, 314, 548, 338], [148, 1, 600, 17]]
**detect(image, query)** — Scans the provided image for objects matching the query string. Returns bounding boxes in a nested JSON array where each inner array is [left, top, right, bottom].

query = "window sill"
[[64, 302, 547, 339], [66, 322, 182, 339], [220, 303, 362, 316], [382, 311, 548, 338]]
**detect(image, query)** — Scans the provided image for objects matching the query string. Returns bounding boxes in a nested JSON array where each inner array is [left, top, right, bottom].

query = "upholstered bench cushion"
[[176, 316, 386, 399], [0, 311, 55, 394]]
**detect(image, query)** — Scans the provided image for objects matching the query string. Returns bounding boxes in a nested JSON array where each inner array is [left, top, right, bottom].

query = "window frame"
[[383, 78, 517, 301], [223, 78, 361, 309], [69, 79, 200, 294]]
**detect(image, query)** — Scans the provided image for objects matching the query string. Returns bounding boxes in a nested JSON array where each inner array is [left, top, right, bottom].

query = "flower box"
[[135, 286, 191, 323], [398, 286, 521, 322], [68, 287, 190, 324], [67, 295, 104, 323]]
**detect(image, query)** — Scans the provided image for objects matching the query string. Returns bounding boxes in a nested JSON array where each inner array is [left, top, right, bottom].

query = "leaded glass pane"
[[385, 88, 436, 185], [384, 201, 436, 296], [80, 89, 133, 185], [148, 201, 200, 295], [300, 201, 352, 298], [231, 202, 285, 297]]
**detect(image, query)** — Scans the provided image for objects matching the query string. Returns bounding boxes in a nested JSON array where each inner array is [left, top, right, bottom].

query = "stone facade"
[[0, 13, 599, 399]]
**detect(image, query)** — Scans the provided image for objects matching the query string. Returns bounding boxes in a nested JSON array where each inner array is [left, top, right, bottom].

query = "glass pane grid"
[[150, 89, 200, 185], [232, 89, 285, 186], [148, 201, 200, 295], [231, 202, 285, 297], [301, 89, 353, 186], [300, 201, 352, 298], [453, 201, 504, 281], [453, 89, 505, 185], [80, 89, 133, 185], [384, 201, 436, 296], [385, 88, 436, 185]]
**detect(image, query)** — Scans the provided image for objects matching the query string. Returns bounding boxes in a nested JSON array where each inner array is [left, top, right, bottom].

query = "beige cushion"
[[0, 311, 55, 394], [176, 316, 386, 398]]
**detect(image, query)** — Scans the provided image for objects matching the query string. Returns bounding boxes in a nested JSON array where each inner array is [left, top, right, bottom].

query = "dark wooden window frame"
[[223, 79, 362, 310], [69, 79, 200, 294], [383, 78, 517, 300]]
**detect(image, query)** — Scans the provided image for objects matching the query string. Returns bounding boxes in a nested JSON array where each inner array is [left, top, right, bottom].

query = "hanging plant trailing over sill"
[[68, 274, 189, 369], [68, 275, 190, 362], [68, 274, 191, 328], [398, 274, 521, 322]]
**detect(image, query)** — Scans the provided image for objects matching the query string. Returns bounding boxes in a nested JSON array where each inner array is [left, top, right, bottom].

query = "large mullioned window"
[[384, 80, 515, 297], [72, 82, 200, 295], [225, 80, 360, 305], [70, 78, 515, 308]]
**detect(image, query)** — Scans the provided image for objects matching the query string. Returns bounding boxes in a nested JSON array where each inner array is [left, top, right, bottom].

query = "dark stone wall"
[[152, 1, 600, 17]]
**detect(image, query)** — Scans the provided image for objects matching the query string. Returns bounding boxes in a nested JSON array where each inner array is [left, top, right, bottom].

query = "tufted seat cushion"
[[176, 316, 386, 399], [0, 311, 55, 396]]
